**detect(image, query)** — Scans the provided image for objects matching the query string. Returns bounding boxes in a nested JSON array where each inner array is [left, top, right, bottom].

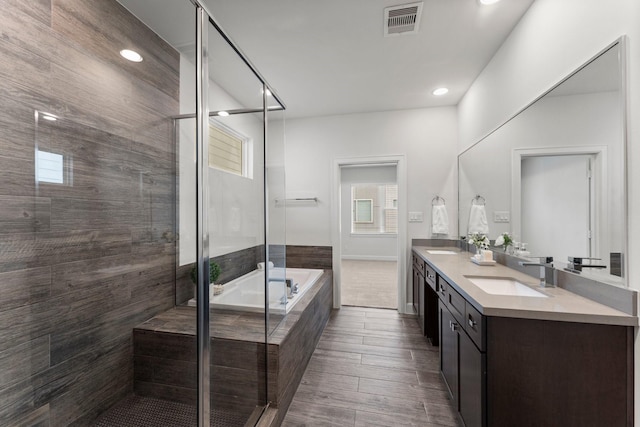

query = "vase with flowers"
[[494, 232, 513, 254], [468, 233, 490, 259]]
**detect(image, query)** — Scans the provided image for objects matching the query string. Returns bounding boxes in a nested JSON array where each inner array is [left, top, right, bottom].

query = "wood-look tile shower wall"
[[0, 1, 179, 425]]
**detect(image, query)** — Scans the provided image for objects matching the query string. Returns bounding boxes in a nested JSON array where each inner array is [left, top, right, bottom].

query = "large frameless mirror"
[[458, 39, 627, 286]]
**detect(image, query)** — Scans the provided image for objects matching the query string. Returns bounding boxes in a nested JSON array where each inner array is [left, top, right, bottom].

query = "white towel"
[[431, 205, 449, 235], [257, 261, 275, 270], [468, 204, 489, 235]]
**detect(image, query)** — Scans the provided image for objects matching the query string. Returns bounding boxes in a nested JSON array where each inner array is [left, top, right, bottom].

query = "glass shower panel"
[[266, 97, 288, 334], [207, 18, 268, 424], [175, 116, 198, 305]]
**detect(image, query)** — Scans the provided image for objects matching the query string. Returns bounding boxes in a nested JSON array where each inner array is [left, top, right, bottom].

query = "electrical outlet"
[[494, 211, 510, 223]]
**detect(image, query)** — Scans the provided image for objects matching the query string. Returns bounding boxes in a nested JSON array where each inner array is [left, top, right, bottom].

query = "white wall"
[[285, 107, 459, 302], [457, 0, 640, 420]]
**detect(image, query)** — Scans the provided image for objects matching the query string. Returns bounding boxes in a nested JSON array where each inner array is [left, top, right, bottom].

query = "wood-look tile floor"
[[281, 306, 462, 427], [340, 260, 397, 309]]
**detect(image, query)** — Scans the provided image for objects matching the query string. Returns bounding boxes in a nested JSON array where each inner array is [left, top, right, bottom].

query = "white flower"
[[495, 235, 505, 246]]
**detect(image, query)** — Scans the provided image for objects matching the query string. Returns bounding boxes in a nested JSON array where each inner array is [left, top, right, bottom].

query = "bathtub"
[[188, 267, 324, 314]]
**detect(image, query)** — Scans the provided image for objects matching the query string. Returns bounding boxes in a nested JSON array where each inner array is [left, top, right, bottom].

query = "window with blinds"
[[209, 123, 245, 176]]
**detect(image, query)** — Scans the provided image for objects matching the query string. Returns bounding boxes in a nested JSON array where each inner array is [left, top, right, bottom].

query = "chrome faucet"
[[270, 277, 299, 297], [519, 256, 555, 287], [286, 279, 299, 296], [565, 257, 606, 274]]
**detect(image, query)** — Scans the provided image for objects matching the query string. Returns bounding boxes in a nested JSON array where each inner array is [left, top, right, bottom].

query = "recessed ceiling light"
[[479, 0, 501, 5], [217, 111, 229, 117], [432, 87, 449, 96], [120, 49, 143, 62], [41, 113, 57, 121]]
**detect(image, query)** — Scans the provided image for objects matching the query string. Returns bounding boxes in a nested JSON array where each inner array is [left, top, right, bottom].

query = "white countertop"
[[413, 246, 638, 327]]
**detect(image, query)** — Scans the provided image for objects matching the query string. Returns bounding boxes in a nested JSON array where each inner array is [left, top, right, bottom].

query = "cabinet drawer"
[[465, 302, 485, 351], [437, 275, 448, 301], [446, 282, 466, 324], [412, 253, 425, 276], [425, 264, 437, 291]]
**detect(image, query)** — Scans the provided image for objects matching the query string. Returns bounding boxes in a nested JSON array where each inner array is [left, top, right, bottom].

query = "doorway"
[[512, 146, 607, 267], [332, 157, 407, 312], [521, 154, 595, 261]]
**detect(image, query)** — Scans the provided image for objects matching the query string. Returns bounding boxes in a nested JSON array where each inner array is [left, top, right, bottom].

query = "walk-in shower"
[[0, 0, 303, 426], [121, 0, 290, 425]]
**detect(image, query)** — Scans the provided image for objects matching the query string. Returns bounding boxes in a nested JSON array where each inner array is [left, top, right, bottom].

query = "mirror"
[[458, 39, 626, 286]]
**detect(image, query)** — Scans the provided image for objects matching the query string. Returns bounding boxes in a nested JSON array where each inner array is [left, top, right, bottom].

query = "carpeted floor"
[[340, 259, 397, 309], [92, 395, 248, 427]]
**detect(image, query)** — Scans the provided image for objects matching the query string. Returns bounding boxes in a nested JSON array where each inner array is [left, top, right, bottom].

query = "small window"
[[36, 150, 65, 184], [208, 121, 249, 177]]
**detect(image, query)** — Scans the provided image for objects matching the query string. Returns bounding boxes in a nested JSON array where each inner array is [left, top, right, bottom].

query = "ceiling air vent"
[[384, 2, 423, 36]]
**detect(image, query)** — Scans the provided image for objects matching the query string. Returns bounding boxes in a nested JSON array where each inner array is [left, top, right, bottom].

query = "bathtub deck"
[[135, 305, 279, 343], [133, 270, 334, 423]]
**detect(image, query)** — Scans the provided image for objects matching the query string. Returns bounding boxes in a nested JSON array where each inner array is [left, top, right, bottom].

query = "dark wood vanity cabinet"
[[438, 276, 485, 427], [433, 262, 632, 427]]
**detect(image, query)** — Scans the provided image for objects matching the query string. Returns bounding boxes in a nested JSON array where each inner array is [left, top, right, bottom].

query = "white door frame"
[[511, 146, 608, 262], [331, 155, 407, 313]]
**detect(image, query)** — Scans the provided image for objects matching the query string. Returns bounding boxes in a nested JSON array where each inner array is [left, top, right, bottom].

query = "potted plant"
[[190, 261, 222, 297]]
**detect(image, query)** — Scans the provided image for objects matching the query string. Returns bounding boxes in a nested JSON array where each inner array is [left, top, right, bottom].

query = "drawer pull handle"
[[468, 315, 477, 327], [451, 322, 459, 332]]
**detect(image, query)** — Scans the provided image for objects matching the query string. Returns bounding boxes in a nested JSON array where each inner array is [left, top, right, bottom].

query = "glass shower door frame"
[[194, 6, 211, 426], [191, 2, 287, 426]]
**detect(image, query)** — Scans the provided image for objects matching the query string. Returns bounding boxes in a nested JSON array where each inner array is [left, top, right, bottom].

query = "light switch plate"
[[494, 211, 510, 223], [409, 211, 424, 222]]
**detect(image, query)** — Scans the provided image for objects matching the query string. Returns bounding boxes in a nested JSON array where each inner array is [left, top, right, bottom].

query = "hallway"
[[282, 306, 461, 426]]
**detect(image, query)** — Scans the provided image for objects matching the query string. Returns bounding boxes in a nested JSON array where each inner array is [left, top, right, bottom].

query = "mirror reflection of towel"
[[432, 205, 449, 234], [468, 204, 489, 234]]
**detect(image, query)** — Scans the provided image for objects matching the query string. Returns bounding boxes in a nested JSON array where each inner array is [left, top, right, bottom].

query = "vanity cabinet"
[[438, 276, 486, 427], [427, 255, 632, 427]]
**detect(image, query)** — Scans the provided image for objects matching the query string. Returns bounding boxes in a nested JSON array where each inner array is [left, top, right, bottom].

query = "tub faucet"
[[286, 279, 299, 296], [272, 277, 299, 297], [519, 256, 555, 288]]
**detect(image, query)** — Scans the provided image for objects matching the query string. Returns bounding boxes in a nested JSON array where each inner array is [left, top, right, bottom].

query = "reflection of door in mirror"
[[521, 155, 596, 268], [458, 40, 625, 285]]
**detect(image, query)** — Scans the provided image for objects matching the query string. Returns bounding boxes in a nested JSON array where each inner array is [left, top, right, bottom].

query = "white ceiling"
[[118, 0, 535, 118]]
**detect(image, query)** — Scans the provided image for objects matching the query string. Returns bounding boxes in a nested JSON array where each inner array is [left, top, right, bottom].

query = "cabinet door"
[[459, 328, 485, 427], [412, 266, 420, 315], [440, 301, 458, 408], [418, 274, 425, 334], [425, 286, 439, 346]]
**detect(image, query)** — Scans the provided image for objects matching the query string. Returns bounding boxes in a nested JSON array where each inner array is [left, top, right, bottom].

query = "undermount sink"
[[464, 276, 548, 298], [426, 250, 457, 255]]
